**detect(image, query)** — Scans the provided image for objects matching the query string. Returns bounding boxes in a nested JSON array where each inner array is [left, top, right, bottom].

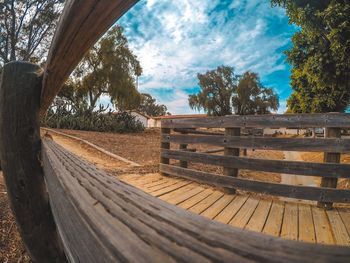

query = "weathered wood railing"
[[160, 114, 350, 209], [1, 0, 350, 262]]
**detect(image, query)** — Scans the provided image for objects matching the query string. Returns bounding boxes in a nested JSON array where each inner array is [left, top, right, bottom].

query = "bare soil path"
[[282, 151, 320, 187], [47, 133, 130, 172]]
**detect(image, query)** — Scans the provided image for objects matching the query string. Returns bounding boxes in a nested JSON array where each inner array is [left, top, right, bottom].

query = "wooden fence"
[[0, 0, 350, 262], [160, 114, 350, 208]]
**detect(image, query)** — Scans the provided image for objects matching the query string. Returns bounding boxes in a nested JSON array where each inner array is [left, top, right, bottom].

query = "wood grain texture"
[[281, 203, 299, 241], [223, 128, 240, 178], [201, 195, 235, 220], [40, 0, 139, 115], [162, 113, 350, 129], [160, 128, 171, 175], [42, 139, 350, 262], [162, 134, 350, 153], [178, 189, 214, 210], [215, 195, 248, 224], [0, 62, 66, 262], [312, 207, 334, 244], [318, 128, 341, 209], [326, 210, 350, 245], [230, 197, 259, 228], [263, 201, 284, 237], [161, 149, 350, 179], [159, 164, 350, 203], [245, 199, 272, 233], [298, 205, 316, 243]]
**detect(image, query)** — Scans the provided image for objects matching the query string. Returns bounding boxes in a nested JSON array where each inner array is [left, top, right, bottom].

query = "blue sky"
[[116, 0, 298, 114]]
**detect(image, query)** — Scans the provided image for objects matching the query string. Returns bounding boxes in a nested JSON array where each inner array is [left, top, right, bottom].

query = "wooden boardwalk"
[[119, 173, 350, 246]]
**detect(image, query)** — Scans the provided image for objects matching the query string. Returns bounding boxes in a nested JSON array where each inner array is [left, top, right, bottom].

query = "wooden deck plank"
[[126, 174, 163, 186], [165, 186, 206, 205], [263, 201, 285, 237], [160, 183, 198, 202], [142, 178, 169, 188], [312, 207, 334, 244], [189, 191, 224, 214], [178, 189, 214, 210], [229, 196, 259, 228], [141, 177, 179, 189], [326, 209, 350, 246], [145, 179, 183, 193], [215, 195, 249, 224], [151, 181, 192, 197], [245, 199, 272, 232], [338, 208, 350, 237], [121, 172, 350, 247], [281, 203, 299, 241], [119, 173, 147, 182], [201, 195, 236, 220], [298, 204, 316, 243], [124, 173, 160, 181]]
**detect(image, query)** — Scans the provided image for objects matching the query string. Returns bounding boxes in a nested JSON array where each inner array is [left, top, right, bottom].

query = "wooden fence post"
[[179, 130, 188, 168], [0, 62, 66, 262], [160, 128, 171, 175], [317, 127, 341, 209], [223, 128, 240, 177]]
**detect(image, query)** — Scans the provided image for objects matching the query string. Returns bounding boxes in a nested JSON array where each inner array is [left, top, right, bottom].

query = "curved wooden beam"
[[42, 139, 350, 262], [40, 0, 139, 116], [0, 62, 66, 262]]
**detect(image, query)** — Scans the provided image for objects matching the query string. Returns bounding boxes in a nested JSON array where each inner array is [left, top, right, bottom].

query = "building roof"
[[128, 110, 151, 119], [153, 114, 207, 120]]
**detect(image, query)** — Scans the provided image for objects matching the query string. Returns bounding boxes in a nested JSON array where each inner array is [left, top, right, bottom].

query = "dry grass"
[[0, 175, 31, 263]]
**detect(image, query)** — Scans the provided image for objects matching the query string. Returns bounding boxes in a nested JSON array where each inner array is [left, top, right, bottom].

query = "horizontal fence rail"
[[42, 138, 350, 262], [161, 113, 350, 129], [162, 134, 350, 153], [160, 113, 350, 208], [161, 149, 350, 178], [160, 164, 350, 203]]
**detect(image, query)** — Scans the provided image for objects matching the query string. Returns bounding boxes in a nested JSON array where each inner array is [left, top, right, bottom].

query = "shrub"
[[42, 106, 144, 133]]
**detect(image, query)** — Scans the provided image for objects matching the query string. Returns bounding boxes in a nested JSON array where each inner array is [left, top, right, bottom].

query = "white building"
[[129, 111, 153, 128], [128, 112, 208, 128]]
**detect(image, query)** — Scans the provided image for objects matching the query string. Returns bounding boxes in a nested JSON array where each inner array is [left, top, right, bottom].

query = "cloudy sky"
[[117, 0, 298, 114]]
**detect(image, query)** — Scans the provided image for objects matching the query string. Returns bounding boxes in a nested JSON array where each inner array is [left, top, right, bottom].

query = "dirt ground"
[[59, 128, 161, 166], [54, 128, 284, 183], [0, 174, 31, 263]]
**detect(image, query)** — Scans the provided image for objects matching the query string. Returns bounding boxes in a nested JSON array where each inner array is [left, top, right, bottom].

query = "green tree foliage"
[[44, 25, 145, 133], [232, 71, 279, 115], [137, 93, 170, 117], [189, 66, 279, 116], [71, 25, 142, 112], [189, 66, 236, 116], [0, 0, 64, 65], [271, 0, 350, 113]]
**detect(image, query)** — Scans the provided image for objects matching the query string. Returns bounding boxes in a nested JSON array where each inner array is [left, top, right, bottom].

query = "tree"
[[189, 66, 236, 116], [232, 71, 279, 115], [71, 25, 142, 112], [189, 66, 279, 116], [0, 0, 64, 65], [271, 0, 350, 113], [137, 93, 169, 117]]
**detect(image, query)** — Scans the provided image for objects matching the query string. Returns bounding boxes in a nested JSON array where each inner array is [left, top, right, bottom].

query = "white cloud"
[[118, 0, 295, 114]]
